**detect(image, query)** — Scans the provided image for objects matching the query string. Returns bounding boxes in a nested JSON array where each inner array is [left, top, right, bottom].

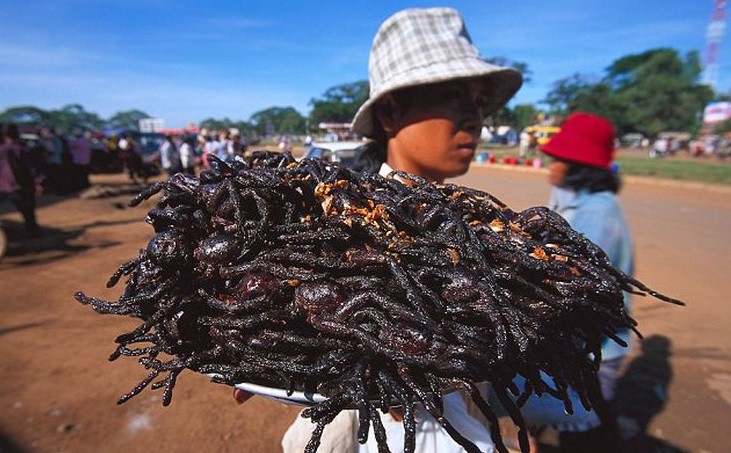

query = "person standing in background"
[[71, 132, 92, 190], [519, 128, 533, 158], [159, 134, 181, 177], [179, 136, 196, 175], [40, 127, 62, 193], [510, 112, 630, 452], [202, 135, 218, 168], [0, 124, 42, 235], [542, 112, 632, 402]]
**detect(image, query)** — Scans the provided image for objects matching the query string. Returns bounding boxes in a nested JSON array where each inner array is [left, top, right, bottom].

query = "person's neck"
[[385, 146, 443, 184]]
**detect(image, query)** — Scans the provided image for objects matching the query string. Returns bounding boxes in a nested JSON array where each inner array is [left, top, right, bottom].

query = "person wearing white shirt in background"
[[179, 136, 196, 175], [159, 135, 181, 177], [217, 132, 232, 161], [202, 135, 219, 168]]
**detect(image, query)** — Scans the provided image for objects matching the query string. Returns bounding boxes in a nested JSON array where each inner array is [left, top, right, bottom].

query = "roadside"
[[478, 144, 731, 186]]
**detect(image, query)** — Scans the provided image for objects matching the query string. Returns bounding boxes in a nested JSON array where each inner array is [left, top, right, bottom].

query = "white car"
[[303, 141, 365, 167]]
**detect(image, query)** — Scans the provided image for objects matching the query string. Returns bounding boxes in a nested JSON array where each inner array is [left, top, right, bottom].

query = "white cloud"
[[0, 43, 105, 68]]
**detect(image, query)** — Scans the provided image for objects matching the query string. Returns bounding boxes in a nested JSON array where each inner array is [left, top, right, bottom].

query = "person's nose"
[[459, 102, 483, 135]]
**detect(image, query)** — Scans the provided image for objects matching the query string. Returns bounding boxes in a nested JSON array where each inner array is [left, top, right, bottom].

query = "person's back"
[[72, 135, 92, 166], [556, 190, 632, 273]]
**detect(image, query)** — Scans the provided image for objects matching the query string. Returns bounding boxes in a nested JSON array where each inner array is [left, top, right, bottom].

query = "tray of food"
[[77, 152, 682, 452]]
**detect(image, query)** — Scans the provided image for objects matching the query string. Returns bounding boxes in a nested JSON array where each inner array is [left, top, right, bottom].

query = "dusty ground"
[[0, 166, 729, 452]]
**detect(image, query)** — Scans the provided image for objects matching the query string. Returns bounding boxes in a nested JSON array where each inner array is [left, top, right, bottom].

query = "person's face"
[[378, 79, 490, 183], [548, 158, 570, 187]]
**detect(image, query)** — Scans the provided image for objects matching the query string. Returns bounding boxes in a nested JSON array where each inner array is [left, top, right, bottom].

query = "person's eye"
[[438, 88, 463, 101], [475, 93, 490, 110]]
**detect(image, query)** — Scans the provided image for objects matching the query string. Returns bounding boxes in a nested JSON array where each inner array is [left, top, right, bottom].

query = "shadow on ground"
[[0, 176, 154, 217], [0, 217, 137, 267], [613, 335, 687, 452], [0, 321, 48, 338]]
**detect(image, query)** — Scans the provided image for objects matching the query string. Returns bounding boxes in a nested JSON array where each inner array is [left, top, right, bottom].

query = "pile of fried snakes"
[[76, 152, 682, 453]]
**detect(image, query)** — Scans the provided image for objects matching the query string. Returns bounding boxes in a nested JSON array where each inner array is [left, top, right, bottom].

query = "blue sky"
[[0, 1, 727, 127]]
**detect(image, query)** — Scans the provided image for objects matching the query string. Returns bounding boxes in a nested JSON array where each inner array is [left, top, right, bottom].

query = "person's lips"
[[456, 143, 477, 154]]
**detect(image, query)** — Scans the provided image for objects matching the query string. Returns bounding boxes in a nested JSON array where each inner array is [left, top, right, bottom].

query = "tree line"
[[0, 48, 723, 139]]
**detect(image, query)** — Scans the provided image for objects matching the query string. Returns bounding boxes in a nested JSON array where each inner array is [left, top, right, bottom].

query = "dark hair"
[[6, 123, 20, 141], [350, 88, 417, 174], [560, 162, 621, 193], [351, 139, 387, 174]]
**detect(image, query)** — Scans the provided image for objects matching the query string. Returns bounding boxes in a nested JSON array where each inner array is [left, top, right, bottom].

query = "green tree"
[[545, 49, 714, 137], [485, 57, 533, 84], [569, 83, 626, 129], [233, 121, 256, 137], [715, 118, 731, 135], [199, 117, 235, 131], [47, 104, 105, 132], [108, 110, 151, 131], [542, 73, 592, 115], [511, 104, 541, 131], [197, 118, 256, 137], [308, 81, 369, 126], [0, 105, 50, 125], [606, 49, 713, 137], [249, 107, 306, 136]]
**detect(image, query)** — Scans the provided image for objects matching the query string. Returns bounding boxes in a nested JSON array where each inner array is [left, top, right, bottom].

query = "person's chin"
[[445, 161, 471, 179]]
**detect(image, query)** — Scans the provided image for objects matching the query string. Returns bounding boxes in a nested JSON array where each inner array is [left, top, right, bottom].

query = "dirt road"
[[1, 167, 729, 452]]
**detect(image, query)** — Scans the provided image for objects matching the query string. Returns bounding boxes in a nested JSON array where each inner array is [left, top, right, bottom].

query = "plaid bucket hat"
[[351, 7, 523, 138]]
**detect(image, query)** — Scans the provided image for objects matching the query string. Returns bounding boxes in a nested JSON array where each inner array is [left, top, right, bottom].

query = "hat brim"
[[351, 60, 522, 137]]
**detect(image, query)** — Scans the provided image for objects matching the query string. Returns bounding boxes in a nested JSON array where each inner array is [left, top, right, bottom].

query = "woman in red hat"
[[510, 112, 631, 450]]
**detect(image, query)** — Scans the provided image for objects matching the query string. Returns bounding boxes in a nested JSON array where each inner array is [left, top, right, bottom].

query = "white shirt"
[[179, 143, 193, 168]]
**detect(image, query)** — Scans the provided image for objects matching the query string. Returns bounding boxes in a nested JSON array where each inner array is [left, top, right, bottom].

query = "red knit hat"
[[540, 112, 615, 169]]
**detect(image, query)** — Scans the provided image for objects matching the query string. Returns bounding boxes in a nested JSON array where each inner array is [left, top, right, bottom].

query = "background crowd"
[[0, 124, 260, 238]]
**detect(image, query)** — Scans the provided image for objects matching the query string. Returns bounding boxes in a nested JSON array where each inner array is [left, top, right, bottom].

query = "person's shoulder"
[[575, 191, 620, 214]]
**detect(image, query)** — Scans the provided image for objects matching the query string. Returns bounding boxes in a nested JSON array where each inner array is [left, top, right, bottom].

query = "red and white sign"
[[703, 102, 731, 123]]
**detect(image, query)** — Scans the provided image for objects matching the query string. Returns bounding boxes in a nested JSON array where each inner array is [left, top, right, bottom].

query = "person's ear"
[[375, 94, 401, 136]]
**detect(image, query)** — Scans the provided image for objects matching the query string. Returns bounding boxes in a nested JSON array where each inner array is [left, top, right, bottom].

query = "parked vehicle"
[[303, 141, 365, 168], [526, 125, 560, 146], [620, 133, 645, 148]]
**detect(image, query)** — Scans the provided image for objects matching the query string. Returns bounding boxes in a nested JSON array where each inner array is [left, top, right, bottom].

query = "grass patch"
[[615, 156, 731, 185], [477, 145, 731, 185]]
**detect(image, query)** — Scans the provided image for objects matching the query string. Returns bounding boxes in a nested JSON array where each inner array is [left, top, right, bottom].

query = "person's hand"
[[388, 407, 404, 422], [233, 388, 254, 404]]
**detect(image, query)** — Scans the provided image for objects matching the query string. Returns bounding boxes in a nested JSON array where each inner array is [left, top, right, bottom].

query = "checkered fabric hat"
[[352, 7, 523, 137]]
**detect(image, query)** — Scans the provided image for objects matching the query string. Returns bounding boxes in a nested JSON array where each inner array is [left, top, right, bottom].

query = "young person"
[[237, 8, 523, 452], [543, 112, 632, 404], [509, 112, 630, 451]]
